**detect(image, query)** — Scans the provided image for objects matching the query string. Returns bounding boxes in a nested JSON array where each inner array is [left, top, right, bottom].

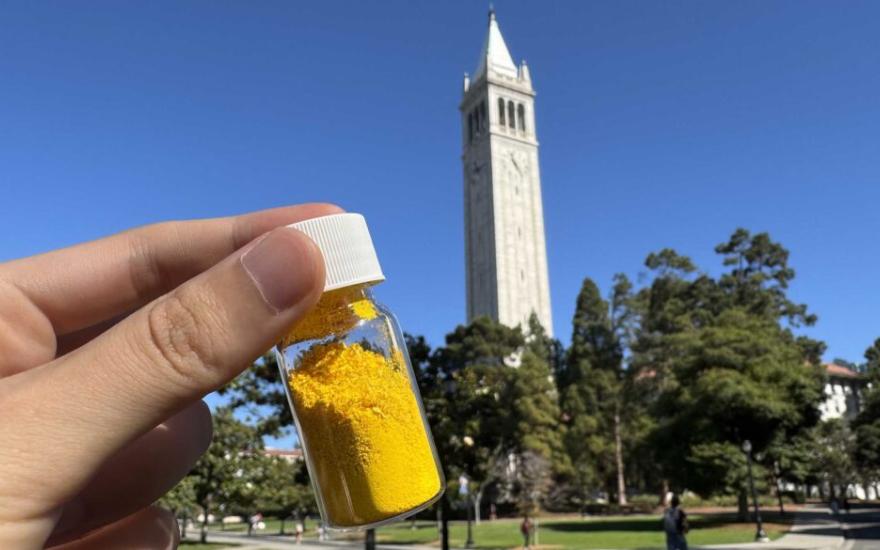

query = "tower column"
[[460, 10, 553, 336]]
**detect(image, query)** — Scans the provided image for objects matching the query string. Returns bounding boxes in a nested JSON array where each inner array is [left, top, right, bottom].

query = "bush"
[[677, 492, 796, 509], [629, 494, 662, 513]]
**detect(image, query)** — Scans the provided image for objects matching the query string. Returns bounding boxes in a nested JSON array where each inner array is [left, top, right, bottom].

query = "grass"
[[373, 514, 791, 549], [200, 512, 792, 549], [178, 543, 235, 549]]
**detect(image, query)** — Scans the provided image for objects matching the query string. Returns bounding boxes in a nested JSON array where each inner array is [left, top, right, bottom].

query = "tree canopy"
[[160, 227, 864, 527]]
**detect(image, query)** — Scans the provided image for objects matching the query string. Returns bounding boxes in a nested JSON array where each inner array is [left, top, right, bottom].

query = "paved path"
[[695, 505, 845, 550], [838, 505, 880, 550]]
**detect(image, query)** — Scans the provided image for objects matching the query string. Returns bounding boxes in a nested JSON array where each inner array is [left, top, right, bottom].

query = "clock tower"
[[461, 9, 553, 336]]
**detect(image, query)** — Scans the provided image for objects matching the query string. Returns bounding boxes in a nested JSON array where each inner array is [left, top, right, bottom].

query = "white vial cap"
[[287, 213, 385, 292]]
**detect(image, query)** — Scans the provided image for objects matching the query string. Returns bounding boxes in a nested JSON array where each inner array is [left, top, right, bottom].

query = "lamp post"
[[439, 378, 457, 550], [742, 440, 769, 542], [440, 494, 450, 550]]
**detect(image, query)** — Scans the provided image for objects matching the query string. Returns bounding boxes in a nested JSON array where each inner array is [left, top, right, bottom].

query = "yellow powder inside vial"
[[289, 342, 442, 527], [282, 287, 378, 346]]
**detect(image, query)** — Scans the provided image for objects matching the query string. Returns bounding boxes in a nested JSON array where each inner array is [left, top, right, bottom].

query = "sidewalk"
[[695, 505, 845, 550]]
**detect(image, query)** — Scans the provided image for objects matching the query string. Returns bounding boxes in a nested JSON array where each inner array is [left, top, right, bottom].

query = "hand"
[[0, 204, 339, 548]]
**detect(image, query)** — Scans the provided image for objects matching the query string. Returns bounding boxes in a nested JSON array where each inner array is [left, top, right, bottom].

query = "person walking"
[[295, 520, 304, 544], [663, 494, 689, 550], [520, 515, 534, 549]]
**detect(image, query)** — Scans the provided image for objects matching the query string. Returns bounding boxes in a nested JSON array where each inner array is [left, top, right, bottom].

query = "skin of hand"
[[0, 203, 341, 549]]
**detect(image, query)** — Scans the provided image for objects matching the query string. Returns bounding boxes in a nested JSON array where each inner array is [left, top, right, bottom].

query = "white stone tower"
[[461, 9, 553, 336]]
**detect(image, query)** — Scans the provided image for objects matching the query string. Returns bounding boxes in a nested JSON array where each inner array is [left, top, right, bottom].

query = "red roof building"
[[263, 448, 304, 463], [820, 363, 866, 421]]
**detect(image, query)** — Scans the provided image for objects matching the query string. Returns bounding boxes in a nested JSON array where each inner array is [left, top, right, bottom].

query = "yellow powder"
[[282, 287, 378, 346], [289, 342, 442, 527]]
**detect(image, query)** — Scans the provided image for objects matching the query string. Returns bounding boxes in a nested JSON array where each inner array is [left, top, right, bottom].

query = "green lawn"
[[178, 543, 235, 549], [200, 513, 790, 550], [374, 514, 791, 550]]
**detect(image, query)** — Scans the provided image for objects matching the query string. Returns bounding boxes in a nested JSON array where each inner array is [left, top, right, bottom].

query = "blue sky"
[[2, 1, 879, 370]]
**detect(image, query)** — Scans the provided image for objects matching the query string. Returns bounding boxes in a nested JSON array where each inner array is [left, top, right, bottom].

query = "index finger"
[[1, 203, 342, 335]]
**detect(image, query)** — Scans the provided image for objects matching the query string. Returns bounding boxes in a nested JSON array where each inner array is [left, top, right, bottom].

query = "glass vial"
[[274, 213, 444, 530]]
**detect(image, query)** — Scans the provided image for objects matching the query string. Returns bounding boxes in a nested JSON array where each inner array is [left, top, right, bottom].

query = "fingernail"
[[241, 228, 323, 313]]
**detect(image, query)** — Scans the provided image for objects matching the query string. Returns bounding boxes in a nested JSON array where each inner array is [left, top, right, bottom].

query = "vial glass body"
[[275, 285, 444, 530]]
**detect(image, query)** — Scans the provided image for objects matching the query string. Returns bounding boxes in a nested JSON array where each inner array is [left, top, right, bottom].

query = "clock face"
[[508, 151, 528, 176]]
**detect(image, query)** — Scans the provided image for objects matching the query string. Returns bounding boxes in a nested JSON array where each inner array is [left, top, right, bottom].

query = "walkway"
[[695, 504, 845, 550], [838, 505, 880, 550]]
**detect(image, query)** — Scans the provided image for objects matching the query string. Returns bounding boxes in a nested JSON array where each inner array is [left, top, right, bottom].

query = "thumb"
[[2, 226, 324, 519]]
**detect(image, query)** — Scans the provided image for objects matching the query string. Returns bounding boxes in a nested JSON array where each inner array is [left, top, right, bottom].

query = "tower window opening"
[[498, 98, 505, 127], [517, 104, 526, 131], [507, 101, 515, 128], [479, 101, 487, 132], [468, 113, 474, 143]]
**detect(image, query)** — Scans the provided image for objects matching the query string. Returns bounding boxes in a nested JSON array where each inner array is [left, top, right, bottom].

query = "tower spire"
[[473, 7, 517, 80]]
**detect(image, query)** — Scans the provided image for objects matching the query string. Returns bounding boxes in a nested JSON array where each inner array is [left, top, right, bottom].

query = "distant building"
[[461, 9, 553, 336], [819, 363, 867, 421], [264, 447, 303, 463]]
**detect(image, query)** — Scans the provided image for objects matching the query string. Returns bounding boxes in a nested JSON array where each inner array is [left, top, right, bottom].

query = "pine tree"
[[632, 230, 825, 519], [852, 338, 880, 479], [559, 275, 636, 507], [187, 408, 266, 543]]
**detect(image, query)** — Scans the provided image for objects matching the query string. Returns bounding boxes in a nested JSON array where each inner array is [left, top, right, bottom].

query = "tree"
[[863, 338, 880, 384], [510, 451, 552, 515], [851, 338, 880, 482], [558, 275, 637, 507], [187, 408, 266, 543], [853, 409, 880, 485], [763, 430, 819, 513], [526, 313, 566, 382], [418, 318, 518, 538], [632, 230, 824, 519], [257, 457, 314, 535], [714, 228, 816, 326], [219, 354, 290, 437], [508, 341, 566, 513], [516, 318, 566, 466], [423, 317, 563, 522], [158, 476, 197, 539], [811, 420, 857, 498]]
